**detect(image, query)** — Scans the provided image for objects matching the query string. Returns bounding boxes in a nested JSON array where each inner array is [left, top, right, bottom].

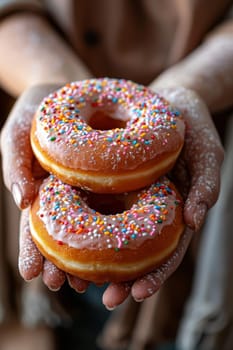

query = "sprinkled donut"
[[29, 175, 185, 284], [31, 78, 185, 193]]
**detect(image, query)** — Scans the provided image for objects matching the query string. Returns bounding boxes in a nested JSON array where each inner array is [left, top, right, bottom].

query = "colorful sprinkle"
[[36, 78, 185, 171], [38, 175, 181, 251]]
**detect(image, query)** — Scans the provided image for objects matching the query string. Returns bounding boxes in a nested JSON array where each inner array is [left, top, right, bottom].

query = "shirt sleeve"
[[0, 0, 44, 19]]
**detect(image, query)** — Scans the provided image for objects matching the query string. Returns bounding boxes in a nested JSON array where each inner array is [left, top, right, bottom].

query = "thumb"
[[1, 112, 35, 209], [1, 84, 61, 209]]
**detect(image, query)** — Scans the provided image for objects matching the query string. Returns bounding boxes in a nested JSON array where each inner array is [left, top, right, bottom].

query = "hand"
[[102, 87, 224, 309], [1, 84, 61, 209], [1, 84, 90, 293], [0, 85, 224, 308], [19, 208, 89, 292]]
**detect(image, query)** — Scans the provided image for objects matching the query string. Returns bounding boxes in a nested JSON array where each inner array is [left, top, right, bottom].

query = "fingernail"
[[12, 183, 22, 208], [193, 203, 207, 231], [48, 286, 61, 292], [105, 305, 116, 311], [76, 288, 86, 294], [134, 298, 144, 303]]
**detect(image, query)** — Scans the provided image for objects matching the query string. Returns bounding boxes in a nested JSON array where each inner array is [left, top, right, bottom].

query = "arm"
[[0, 12, 92, 96], [0, 11, 93, 205], [0, 12, 93, 293], [151, 20, 233, 113], [148, 20, 233, 233], [103, 22, 232, 308], [0, 12, 227, 308]]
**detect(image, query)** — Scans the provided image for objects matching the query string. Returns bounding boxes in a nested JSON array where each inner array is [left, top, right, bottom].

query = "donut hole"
[[88, 110, 128, 130], [83, 192, 137, 215]]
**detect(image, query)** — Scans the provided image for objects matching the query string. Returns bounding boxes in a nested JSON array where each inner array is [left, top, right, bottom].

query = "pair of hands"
[[0, 83, 224, 309]]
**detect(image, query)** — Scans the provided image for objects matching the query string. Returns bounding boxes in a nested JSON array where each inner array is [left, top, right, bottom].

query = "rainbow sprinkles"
[[35, 78, 184, 171], [38, 175, 181, 251]]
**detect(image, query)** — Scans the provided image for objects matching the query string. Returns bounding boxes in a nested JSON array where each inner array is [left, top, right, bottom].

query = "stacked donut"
[[29, 78, 186, 284]]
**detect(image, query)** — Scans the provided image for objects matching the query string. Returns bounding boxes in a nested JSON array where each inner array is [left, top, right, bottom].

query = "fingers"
[[1, 119, 36, 209], [183, 121, 224, 231], [19, 209, 66, 292], [103, 228, 193, 307], [1, 84, 61, 209], [130, 228, 193, 301], [159, 87, 224, 231], [184, 122, 223, 231], [67, 274, 89, 293], [42, 260, 66, 291], [103, 229, 192, 306], [18, 209, 43, 280], [102, 282, 132, 310]]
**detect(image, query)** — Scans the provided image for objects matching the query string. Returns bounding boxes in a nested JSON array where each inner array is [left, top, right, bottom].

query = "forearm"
[[151, 21, 233, 114], [0, 13, 92, 97]]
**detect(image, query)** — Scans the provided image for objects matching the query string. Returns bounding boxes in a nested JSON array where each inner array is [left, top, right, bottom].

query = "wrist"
[[152, 31, 233, 114], [150, 69, 207, 105]]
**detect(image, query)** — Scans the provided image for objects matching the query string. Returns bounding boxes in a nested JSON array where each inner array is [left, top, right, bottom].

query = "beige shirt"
[[0, 0, 232, 85]]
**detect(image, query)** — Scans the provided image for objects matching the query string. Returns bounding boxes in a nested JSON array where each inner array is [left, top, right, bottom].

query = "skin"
[[0, 84, 224, 308], [0, 12, 232, 312]]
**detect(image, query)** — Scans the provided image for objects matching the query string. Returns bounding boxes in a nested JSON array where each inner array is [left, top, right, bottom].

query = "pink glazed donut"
[[31, 78, 185, 193], [30, 175, 185, 284]]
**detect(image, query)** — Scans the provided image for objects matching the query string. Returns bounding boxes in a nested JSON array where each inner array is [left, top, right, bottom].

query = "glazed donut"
[[31, 78, 185, 193], [29, 175, 185, 284]]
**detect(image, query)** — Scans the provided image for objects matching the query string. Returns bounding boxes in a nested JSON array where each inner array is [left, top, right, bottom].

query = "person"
[[0, 0, 232, 349]]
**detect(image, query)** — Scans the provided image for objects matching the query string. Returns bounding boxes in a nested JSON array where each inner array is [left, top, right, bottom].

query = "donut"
[[30, 78, 185, 193], [29, 175, 185, 284]]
